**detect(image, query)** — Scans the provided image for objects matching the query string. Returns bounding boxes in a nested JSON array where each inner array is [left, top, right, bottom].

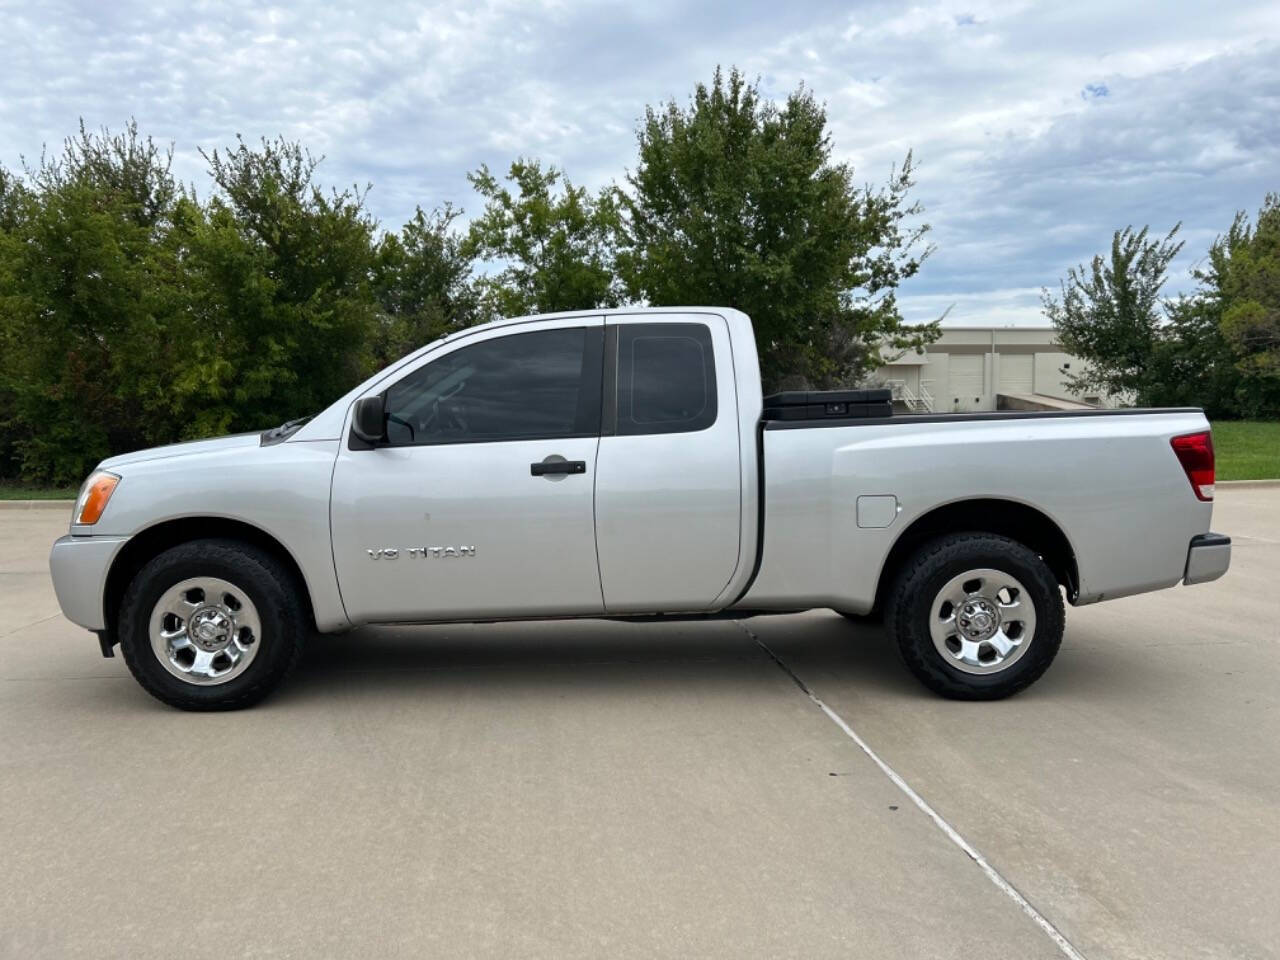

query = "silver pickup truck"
[[49, 308, 1230, 710]]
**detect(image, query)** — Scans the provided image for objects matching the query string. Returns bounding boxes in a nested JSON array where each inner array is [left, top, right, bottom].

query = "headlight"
[[74, 471, 120, 525]]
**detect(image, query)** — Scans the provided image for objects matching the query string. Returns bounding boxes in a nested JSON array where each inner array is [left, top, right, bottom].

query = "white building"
[[870, 326, 1113, 414]]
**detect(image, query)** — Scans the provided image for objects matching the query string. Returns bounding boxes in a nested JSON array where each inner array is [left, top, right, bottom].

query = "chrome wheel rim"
[[148, 577, 262, 686], [929, 568, 1036, 675]]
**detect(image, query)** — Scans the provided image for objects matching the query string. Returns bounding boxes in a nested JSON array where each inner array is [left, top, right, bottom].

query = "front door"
[[330, 319, 606, 623]]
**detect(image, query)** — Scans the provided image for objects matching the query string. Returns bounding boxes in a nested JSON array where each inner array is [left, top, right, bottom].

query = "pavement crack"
[[0, 613, 61, 638], [733, 618, 1089, 960]]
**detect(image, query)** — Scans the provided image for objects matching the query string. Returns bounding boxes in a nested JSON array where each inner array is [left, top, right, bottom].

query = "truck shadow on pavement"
[[270, 609, 1124, 709], [274, 612, 924, 707]]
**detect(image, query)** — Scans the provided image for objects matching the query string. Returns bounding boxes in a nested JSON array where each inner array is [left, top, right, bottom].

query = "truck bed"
[[738, 407, 1213, 614]]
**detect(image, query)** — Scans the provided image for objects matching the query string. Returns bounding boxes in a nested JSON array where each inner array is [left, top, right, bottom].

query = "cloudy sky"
[[3, 0, 1276, 324]]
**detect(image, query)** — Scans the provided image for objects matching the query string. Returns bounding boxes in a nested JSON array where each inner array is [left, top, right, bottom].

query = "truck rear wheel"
[[118, 539, 307, 710], [887, 533, 1064, 699]]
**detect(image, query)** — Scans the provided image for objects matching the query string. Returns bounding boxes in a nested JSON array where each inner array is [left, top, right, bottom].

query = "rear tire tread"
[[886, 532, 1065, 700]]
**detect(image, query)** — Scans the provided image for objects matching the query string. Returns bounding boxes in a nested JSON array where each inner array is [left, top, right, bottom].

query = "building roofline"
[[933, 325, 1057, 332]]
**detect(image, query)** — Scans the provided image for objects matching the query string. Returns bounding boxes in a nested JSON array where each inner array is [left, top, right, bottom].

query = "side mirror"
[[351, 395, 386, 445]]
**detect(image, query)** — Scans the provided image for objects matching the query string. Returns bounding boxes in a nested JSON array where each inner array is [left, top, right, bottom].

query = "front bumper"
[[48, 535, 130, 631], [1183, 532, 1231, 586]]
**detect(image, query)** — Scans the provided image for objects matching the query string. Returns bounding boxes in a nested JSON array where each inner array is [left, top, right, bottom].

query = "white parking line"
[[736, 621, 1088, 960]]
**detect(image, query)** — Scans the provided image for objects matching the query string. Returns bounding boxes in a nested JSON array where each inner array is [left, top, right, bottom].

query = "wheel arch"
[[103, 517, 318, 641], [872, 498, 1079, 614]]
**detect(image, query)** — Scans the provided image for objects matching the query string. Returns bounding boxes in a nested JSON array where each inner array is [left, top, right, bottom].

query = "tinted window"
[[615, 323, 717, 436], [383, 327, 602, 445]]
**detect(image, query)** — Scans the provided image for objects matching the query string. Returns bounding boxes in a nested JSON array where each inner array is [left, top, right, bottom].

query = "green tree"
[[617, 67, 936, 391], [1042, 225, 1184, 405], [0, 165, 28, 229], [372, 203, 481, 366], [0, 166, 31, 477], [465, 159, 622, 317], [1151, 294, 1242, 419], [0, 122, 181, 482], [1196, 195, 1280, 417], [174, 136, 380, 436]]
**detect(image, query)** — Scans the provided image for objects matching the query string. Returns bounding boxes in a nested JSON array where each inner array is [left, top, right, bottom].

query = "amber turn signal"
[[75, 471, 120, 525]]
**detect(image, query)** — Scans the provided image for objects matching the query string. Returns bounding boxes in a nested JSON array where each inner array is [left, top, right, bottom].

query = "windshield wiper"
[[259, 416, 313, 446]]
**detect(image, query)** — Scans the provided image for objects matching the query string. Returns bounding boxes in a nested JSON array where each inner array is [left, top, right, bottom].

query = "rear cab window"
[[611, 322, 717, 436]]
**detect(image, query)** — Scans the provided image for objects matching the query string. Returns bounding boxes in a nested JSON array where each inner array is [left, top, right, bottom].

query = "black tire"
[[886, 533, 1064, 700], [118, 538, 308, 710]]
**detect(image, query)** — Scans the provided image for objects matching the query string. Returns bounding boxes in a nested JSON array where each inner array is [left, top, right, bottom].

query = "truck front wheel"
[[118, 539, 308, 710], [887, 533, 1064, 700]]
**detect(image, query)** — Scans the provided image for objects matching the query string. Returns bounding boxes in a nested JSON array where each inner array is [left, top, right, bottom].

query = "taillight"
[[1171, 431, 1214, 501]]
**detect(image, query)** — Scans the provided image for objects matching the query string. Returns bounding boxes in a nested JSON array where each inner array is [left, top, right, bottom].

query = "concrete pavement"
[[1, 490, 1276, 959]]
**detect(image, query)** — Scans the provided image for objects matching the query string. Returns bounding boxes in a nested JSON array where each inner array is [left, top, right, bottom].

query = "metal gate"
[[998, 354, 1034, 395]]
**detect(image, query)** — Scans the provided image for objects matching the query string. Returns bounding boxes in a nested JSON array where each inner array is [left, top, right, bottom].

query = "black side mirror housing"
[[351, 395, 386, 445]]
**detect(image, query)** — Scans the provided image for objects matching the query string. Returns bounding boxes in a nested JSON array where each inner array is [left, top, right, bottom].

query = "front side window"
[[615, 323, 717, 436], [383, 327, 603, 445]]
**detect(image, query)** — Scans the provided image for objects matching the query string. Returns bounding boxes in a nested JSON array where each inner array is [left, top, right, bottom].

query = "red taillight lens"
[[1171, 431, 1214, 501]]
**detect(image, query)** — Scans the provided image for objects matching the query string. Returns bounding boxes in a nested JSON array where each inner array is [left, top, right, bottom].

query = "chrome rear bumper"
[[1183, 532, 1231, 586]]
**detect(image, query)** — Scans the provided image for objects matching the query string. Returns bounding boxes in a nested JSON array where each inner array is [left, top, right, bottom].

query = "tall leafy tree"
[[0, 122, 180, 481], [1150, 294, 1241, 419], [372, 203, 481, 366], [177, 136, 380, 436], [1197, 195, 1280, 416], [0, 122, 495, 483], [465, 159, 622, 317], [618, 67, 936, 390], [0, 166, 28, 229], [1042, 225, 1184, 405], [0, 166, 31, 477]]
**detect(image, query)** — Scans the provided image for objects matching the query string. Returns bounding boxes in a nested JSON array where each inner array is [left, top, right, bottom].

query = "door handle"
[[531, 459, 587, 477]]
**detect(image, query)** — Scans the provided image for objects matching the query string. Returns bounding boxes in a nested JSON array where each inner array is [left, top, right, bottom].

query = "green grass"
[[1212, 420, 1280, 481], [0, 484, 78, 501]]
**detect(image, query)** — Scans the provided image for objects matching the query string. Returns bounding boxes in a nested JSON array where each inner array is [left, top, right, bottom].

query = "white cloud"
[[1, 0, 1275, 325]]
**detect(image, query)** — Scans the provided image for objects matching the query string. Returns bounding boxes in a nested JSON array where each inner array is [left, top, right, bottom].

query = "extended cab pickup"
[[49, 308, 1231, 709]]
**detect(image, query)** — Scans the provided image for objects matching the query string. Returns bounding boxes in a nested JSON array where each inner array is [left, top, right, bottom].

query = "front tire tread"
[[118, 539, 307, 711]]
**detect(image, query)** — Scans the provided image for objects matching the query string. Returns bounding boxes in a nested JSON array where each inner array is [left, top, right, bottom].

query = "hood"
[[98, 433, 262, 470]]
